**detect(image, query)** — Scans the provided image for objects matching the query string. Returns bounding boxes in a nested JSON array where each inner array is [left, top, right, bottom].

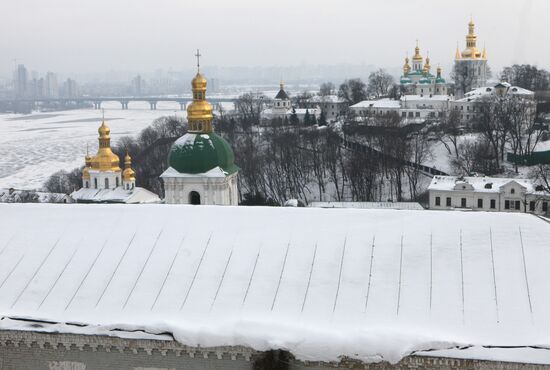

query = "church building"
[[400, 42, 448, 96], [70, 120, 160, 204], [161, 53, 239, 205], [454, 19, 489, 97]]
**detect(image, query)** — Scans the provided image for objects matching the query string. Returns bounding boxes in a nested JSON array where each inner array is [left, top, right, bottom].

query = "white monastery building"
[[161, 55, 239, 206], [428, 175, 550, 215], [70, 120, 160, 204], [1, 204, 550, 368]]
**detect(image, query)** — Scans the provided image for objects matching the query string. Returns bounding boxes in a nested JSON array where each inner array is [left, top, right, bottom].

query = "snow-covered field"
[[0, 102, 186, 190]]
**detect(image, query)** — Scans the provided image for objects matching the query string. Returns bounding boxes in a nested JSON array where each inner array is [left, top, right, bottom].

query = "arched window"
[[85, 181, 89, 189], [511, 188, 515, 194], [105, 178, 109, 189], [189, 191, 201, 205], [116, 177, 119, 187], [94, 178, 98, 189]]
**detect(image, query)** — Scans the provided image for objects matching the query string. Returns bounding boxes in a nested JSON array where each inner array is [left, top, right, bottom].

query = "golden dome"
[[192, 72, 207, 91], [187, 56, 214, 133], [90, 120, 121, 172], [123, 152, 136, 182], [403, 57, 411, 74], [412, 41, 423, 61], [98, 121, 110, 137], [461, 19, 482, 59]]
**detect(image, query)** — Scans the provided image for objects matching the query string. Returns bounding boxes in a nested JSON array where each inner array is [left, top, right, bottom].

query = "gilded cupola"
[[122, 152, 136, 182], [412, 41, 423, 62], [460, 19, 482, 59], [187, 49, 214, 133], [90, 120, 121, 172], [403, 56, 411, 75]]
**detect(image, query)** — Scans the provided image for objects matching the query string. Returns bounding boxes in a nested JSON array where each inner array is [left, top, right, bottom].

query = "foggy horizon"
[[1, 0, 548, 80]]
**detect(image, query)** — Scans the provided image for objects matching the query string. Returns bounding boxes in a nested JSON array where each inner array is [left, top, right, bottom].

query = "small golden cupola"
[[423, 53, 431, 74], [403, 56, 411, 75], [83, 146, 92, 181], [91, 120, 121, 172], [187, 49, 214, 133], [122, 151, 136, 189]]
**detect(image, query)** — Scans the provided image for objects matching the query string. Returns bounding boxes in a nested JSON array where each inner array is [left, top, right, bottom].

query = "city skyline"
[[1, 0, 548, 78]]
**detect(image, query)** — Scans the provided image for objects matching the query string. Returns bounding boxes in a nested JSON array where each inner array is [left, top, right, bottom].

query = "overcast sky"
[[1, 0, 548, 77]]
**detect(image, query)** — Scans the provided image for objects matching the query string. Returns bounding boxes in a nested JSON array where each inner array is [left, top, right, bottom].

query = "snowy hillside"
[[0, 204, 549, 364]]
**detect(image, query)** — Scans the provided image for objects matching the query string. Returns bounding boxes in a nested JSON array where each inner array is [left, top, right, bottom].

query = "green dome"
[[168, 133, 239, 174], [436, 77, 446, 84]]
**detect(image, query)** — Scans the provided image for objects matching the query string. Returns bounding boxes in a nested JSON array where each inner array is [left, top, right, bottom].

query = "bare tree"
[[338, 78, 368, 105], [501, 64, 550, 92], [367, 69, 395, 98], [452, 62, 476, 97], [435, 109, 462, 158], [319, 82, 335, 96]]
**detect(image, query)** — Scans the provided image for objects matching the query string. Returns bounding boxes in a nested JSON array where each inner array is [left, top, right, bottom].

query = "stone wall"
[[1, 330, 550, 370]]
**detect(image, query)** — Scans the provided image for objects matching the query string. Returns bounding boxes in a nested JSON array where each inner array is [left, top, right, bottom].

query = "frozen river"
[[0, 101, 187, 190]]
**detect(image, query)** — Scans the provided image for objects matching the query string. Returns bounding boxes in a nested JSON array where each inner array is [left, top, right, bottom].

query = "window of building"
[[467, 106, 470, 111], [408, 112, 413, 118], [543, 202, 548, 212], [94, 178, 98, 189], [490, 199, 496, 209], [415, 112, 420, 118], [105, 178, 109, 189], [530, 201, 536, 211], [477, 199, 483, 208], [505, 200, 510, 209], [435, 196, 441, 206], [402, 112, 406, 118], [515, 200, 521, 210], [85, 181, 89, 189], [511, 188, 515, 194], [116, 177, 119, 187], [446, 197, 451, 206], [461, 198, 466, 207], [461, 106, 464, 111]]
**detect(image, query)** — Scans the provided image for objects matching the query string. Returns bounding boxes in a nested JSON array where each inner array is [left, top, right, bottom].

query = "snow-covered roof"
[[160, 166, 230, 178], [0, 188, 72, 203], [70, 186, 160, 204], [456, 84, 534, 102], [400, 94, 451, 102], [351, 99, 401, 109], [306, 95, 346, 104], [428, 175, 542, 194], [309, 201, 424, 210], [1, 204, 550, 364]]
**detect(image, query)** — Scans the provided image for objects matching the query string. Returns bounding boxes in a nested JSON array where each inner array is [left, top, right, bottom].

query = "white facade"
[[161, 166, 238, 206], [85, 169, 122, 190], [304, 95, 348, 122], [428, 175, 550, 215]]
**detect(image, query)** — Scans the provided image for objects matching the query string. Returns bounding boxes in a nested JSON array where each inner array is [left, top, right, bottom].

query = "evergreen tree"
[[290, 108, 299, 125], [303, 109, 311, 126], [319, 111, 327, 126], [311, 112, 318, 126]]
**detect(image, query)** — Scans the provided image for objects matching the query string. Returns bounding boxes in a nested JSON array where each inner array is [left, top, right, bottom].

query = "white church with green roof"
[[400, 41, 447, 96], [160, 54, 239, 206]]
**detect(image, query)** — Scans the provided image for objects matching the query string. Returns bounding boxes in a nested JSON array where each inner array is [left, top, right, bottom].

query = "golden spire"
[[437, 66, 442, 78], [90, 119, 121, 172], [413, 40, 422, 61], [187, 49, 214, 133], [455, 42, 461, 60], [83, 144, 92, 180], [461, 18, 481, 59], [122, 150, 136, 183]]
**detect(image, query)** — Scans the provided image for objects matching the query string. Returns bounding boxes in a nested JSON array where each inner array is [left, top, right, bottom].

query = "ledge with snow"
[[0, 204, 549, 368]]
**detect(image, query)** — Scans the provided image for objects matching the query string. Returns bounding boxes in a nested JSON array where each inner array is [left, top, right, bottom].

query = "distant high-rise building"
[[131, 75, 143, 96], [61, 78, 78, 98], [45, 72, 58, 98], [14, 64, 28, 98]]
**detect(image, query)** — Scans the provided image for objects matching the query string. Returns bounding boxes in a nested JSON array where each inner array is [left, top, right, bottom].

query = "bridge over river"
[[0, 96, 239, 110]]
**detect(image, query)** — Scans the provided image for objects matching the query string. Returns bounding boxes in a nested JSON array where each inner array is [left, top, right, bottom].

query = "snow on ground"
[[0, 102, 187, 190], [1, 204, 550, 364]]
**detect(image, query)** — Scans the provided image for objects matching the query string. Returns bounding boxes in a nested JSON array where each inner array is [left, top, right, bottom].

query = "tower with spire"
[[160, 51, 239, 206], [453, 18, 489, 97]]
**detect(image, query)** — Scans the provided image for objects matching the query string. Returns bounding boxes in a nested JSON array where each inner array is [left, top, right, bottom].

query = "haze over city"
[[1, 0, 548, 78]]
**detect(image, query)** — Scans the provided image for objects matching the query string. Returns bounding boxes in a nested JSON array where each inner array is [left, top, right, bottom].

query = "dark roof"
[[275, 88, 289, 100]]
